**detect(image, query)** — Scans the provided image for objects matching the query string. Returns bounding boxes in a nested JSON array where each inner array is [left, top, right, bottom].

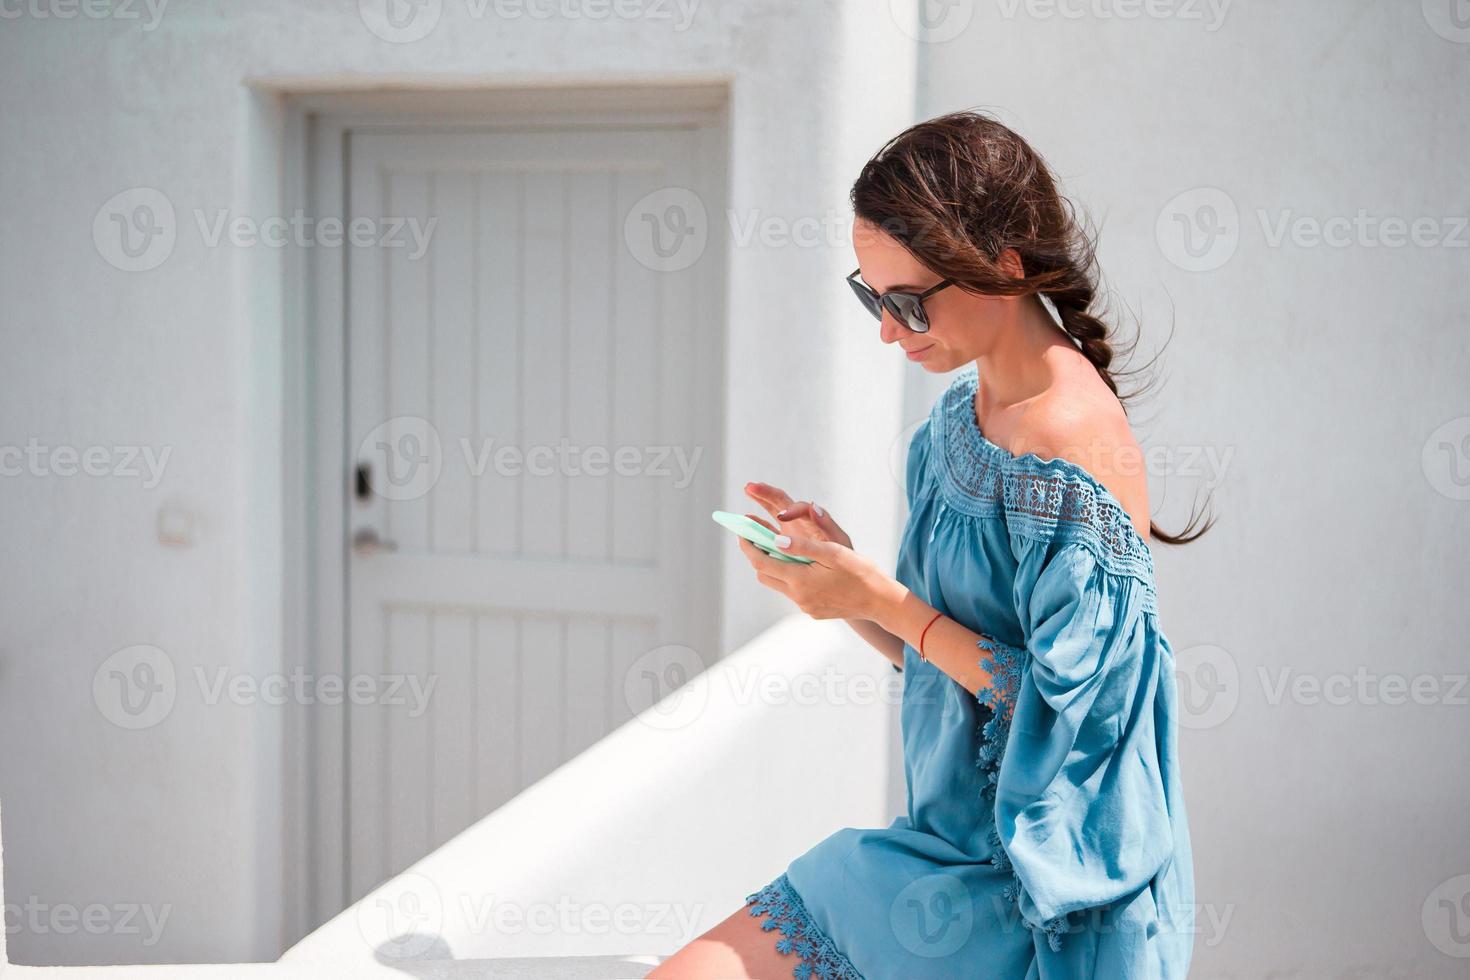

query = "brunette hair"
[[850, 109, 1214, 545]]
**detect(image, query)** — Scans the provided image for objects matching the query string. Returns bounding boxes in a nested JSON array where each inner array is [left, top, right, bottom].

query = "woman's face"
[[850, 217, 1013, 372]]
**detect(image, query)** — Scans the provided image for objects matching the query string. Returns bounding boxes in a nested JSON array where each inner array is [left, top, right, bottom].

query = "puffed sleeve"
[[903, 417, 933, 507], [985, 534, 1175, 950]]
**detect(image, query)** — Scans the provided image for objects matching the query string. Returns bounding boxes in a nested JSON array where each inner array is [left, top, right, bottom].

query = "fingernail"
[[776, 509, 789, 519], [813, 502, 824, 517], [774, 534, 791, 549]]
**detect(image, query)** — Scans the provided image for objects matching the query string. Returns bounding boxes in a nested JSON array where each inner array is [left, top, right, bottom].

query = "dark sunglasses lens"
[[884, 294, 930, 333], [847, 277, 883, 321]]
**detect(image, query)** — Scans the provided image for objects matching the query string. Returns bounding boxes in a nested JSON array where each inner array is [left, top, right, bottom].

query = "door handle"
[[352, 526, 399, 555]]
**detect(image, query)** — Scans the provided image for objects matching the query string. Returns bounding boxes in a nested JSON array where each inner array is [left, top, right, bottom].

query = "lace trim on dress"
[[929, 368, 1158, 595], [975, 635, 1069, 953], [746, 873, 864, 980]]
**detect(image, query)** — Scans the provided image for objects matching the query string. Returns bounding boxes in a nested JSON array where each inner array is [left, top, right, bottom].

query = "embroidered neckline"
[[928, 367, 1158, 588]]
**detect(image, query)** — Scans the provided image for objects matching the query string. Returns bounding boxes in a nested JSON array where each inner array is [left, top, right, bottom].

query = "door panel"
[[343, 126, 719, 898]]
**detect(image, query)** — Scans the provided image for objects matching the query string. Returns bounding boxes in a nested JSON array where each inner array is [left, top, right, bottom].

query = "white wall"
[[915, 3, 1470, 977], [5, 0, 1462, 975], [0, 0, 918, 967]]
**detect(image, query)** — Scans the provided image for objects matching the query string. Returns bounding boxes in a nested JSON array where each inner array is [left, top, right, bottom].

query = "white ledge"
[[3, 615, 897, 977]]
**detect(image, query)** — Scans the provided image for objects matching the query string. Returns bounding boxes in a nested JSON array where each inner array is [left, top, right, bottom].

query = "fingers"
[[744, 512, 778, 533], [775, 500, 813, 521], [755, 572, 784, 591], [770, 532, 842, 566], [775, 500, 833, 530], [737, 536, 792, 577], [777, 500, 843, 535], [744, 481, 794, 519]]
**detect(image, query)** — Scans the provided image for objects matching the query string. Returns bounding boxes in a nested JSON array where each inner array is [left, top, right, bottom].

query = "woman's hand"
[[735, 529, 900, 622], [743, 481, 853, 549], [736, 482, 903, 622]]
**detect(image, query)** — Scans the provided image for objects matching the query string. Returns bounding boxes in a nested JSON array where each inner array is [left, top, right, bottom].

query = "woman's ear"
[[996, 247, 1026, 280]]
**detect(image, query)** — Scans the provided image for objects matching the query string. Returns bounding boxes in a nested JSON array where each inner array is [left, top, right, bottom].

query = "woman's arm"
[[742, 483, 905, 669], [736, 520, 998, 698], [746, 487, 905, 669], [843, 615, 905, 669], [739, 483, 993, 687], [864, 576, 994, 695]]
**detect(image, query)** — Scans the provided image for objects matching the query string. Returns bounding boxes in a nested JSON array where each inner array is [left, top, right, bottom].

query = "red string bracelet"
[[917, 611, 943, 662]]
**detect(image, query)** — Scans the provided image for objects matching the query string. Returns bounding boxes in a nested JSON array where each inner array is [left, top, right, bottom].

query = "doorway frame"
[[276, 81, 731, 944]]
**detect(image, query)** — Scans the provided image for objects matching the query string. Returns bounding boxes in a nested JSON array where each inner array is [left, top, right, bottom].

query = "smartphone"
[[710, 510, 815, 564]]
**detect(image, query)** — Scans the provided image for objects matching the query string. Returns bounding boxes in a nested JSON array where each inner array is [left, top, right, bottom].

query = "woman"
[[650, 110, 1205, 980]]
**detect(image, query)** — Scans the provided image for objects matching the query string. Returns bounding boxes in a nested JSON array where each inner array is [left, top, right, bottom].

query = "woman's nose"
[[878, 310, 911, 344]]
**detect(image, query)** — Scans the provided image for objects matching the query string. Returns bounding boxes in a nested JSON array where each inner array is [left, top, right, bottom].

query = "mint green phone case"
[[710, 510, 815, 564]]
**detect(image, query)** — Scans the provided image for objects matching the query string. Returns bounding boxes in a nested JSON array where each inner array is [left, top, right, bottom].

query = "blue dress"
[[745, 367, 1194, 979]]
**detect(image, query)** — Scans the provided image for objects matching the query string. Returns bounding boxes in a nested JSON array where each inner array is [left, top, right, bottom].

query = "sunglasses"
[[845, 267, 956, 334]]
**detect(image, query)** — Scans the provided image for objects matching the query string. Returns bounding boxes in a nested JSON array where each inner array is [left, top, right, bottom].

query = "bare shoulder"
[[1012, 377, 1151, 540]]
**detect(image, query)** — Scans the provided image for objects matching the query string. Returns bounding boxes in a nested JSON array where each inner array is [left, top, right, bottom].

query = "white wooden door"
[[342, 126, 722, 898]]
